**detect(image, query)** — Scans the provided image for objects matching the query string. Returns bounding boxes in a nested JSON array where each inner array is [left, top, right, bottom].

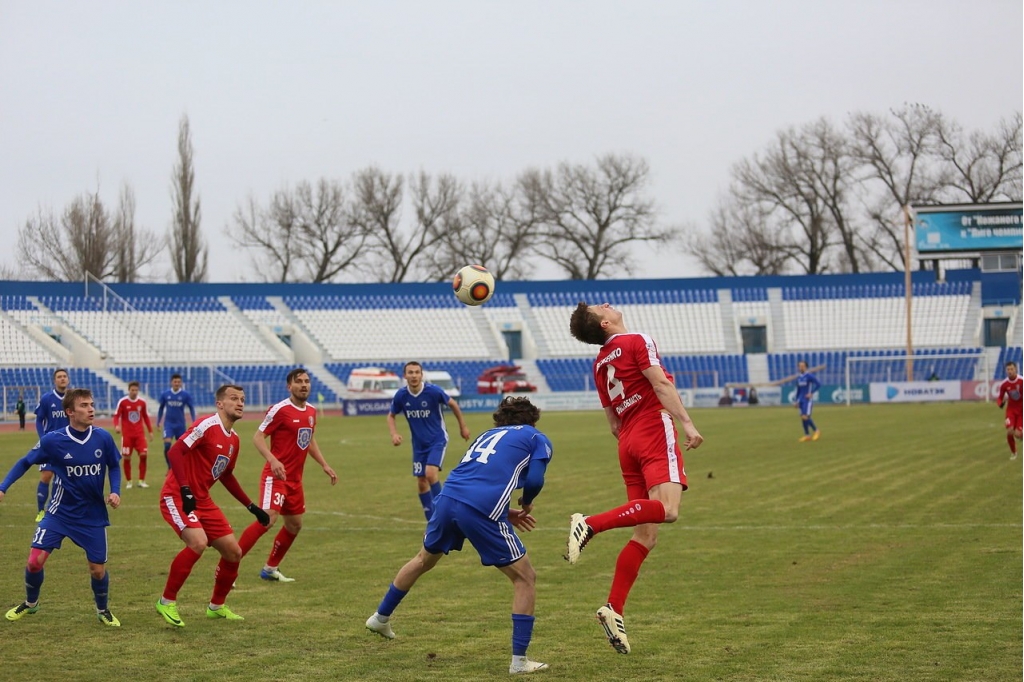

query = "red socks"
[[1009, 434, 1017, 455], [268, 528, 298, 568], [139, 455, 147, 481], [163, 546, 202, 601], [122, 458, 132, 482], [586, 499, 666, 534], [211, 558, 239, 605], [237, 521, 269, 557], [607, 540, 651, 614]]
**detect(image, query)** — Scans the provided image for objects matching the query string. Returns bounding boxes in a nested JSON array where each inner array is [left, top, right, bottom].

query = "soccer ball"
[[452, 265, 495, 306]]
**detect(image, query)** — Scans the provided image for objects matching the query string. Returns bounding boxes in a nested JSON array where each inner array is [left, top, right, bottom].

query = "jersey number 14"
[[460, 430, 510, 465]]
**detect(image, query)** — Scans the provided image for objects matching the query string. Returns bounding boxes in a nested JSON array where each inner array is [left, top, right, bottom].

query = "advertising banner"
[[783, 385, 868, 404], [915, 205, 1022, 253], [960, 380, 1001, 402], [342, 399, 393, 416], [869, 381, 962, 403]]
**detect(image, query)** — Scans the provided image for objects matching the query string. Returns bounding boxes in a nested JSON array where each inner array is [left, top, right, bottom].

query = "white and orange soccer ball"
[[452, 264, 495, 306]]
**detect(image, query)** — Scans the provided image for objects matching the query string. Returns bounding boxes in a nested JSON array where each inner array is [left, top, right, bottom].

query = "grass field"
[[0, 402, 1020, 681]]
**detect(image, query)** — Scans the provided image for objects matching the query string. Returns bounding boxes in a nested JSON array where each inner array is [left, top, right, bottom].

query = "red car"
[[477, 365, 538, 394]]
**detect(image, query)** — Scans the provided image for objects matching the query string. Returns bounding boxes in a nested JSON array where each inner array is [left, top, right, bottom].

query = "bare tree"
[[426, 180, 540, 280], [347, 167, 405, 282], [521, 153, 673, 280], [849, 104, 947, 270], [168, 115, 207, 282], [111, 184, 160, 282], [228, 179, 371, 283], [936, 111, 1023, 203], [690, 200, 790, 276], [18, 191, 114, 281]]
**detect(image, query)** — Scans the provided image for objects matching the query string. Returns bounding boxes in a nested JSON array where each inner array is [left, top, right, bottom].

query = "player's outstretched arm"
[[0, 453, 39, 496], [308, 436, 337, 485], [643, 365, 703, 450], [448, 398, 472, 440]]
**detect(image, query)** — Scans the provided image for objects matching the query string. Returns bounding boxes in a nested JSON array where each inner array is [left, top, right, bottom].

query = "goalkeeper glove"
[[180, 486, 196, 515], [247, 503, 271, 527]]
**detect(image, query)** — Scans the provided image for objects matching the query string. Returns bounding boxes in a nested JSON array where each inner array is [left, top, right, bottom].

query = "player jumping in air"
[[238, 368, 338, 583], [155, 385, 269, 627], [367, 397, 551, 674], [32, 368, 71, 521], [113, 381, 154, 489], [1, 388, 123, 626], [793, 360, 821, 442], [157, 373, 196, 468], [565, 302, 704, 655], [997, 360, 1022, 460], [387, 361, 471, 520]]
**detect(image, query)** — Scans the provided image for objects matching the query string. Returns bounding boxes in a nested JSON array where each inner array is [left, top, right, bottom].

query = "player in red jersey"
[[566, 301, 704, 655], [237, 368, 337, 583], [154, 385, 270, 628], [997, 361, 1022, 460], [112, 381, 153, 489]]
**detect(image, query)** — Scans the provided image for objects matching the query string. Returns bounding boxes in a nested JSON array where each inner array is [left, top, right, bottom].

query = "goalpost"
[[844, 352, 991, 406]]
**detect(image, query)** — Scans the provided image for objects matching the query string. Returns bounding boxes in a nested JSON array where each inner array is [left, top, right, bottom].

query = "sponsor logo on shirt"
[[66, 463, 102, 477], [64, 453, 73, 459]]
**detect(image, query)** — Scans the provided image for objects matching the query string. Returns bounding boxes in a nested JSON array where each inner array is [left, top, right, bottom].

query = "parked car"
[[346, 367, 401, 398], [477, 365, 537, 394], [423, 370, 461, 398]]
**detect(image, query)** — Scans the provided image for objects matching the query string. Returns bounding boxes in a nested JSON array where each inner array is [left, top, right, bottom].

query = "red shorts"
[[121, 433, 148, 456], [159, 493, 233, 541], [1006, 411, 1023, 431], [617, 412, 688, 500], [257, 475, 306, 516]]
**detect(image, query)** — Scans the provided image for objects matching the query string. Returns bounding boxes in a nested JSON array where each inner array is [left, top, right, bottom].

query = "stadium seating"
[[768, 348, 984, 386], [0, 367, 117, 413], [538, 355, 749, 391], [995, 347, 1023, 378]]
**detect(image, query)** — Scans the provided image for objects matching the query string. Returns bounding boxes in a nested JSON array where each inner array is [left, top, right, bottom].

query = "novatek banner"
[[869, 381, 962, 403]]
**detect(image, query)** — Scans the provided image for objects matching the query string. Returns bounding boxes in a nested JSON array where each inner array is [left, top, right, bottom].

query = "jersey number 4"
[[460, 430, 509, 465], [605, 365, 625, 402]]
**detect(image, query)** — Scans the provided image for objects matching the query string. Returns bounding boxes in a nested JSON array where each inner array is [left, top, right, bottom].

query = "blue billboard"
[[914, 204, 1022, 253]]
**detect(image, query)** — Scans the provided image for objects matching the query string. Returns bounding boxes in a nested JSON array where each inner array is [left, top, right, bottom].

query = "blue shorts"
[[32, 515, 108, 564], [423, 495, 525, 567], [411, 442, 447, 476], [163, 423, 187, 441], [798, 398, 814, 417]]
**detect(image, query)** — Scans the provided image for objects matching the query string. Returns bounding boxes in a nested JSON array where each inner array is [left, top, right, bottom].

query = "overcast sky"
[[1, 0, 1021, 283]]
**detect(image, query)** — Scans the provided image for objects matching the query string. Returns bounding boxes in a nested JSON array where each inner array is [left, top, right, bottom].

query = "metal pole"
[[903, 206, 914, 381]]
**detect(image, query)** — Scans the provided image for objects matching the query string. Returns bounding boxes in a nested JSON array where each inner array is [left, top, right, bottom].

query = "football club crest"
[[95, 449, 103, 459], [128, 411, 141, 423], [297, 427, 313, 450], [211, 454, 230, 479]]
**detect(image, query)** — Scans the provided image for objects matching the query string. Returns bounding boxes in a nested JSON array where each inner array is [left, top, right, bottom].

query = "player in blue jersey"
[[793, 360, 822, 442], [387, 361, 471, 520], [32, 368, 70, 522], [0, 388, 123, 626], [367, 396, 551, 674], [157, 373, 196, 466]]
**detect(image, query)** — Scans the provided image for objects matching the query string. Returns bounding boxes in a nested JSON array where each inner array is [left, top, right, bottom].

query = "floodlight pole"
[[903, 206, 914, 382]]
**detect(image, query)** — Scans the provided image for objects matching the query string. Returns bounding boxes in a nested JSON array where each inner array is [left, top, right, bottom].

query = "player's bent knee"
[[88, 563, 106, 580], [26, 548, 48, 572], [662, 508, 679, 523]]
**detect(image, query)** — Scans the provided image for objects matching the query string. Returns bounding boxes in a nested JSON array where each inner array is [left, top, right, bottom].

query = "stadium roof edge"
[[0, 269, 980, 298]]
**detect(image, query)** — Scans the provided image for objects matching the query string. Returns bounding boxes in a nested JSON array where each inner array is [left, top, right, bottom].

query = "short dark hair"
[[170, 373, 183, 382], [62, 388, 92, 414], [286, 368, 309, 384], [215, 384, 245, 401], [1007, 361, 1018, 369], [492, 396, 541, 427], [569, 302, 606, 346], [53, 368, 68, 379], [128, 381, 140, 389], [403, 361, 422, 373]]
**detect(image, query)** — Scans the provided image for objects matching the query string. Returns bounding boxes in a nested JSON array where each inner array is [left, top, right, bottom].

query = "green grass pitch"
[[0, 402, 1020, 681]]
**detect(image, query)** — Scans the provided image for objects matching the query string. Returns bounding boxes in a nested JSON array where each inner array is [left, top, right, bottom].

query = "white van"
[[423, 370, 461, 398], [346, 367, 401, 398]]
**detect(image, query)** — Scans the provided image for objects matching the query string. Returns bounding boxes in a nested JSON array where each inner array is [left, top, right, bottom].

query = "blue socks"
[[418, 491, 433, 520], [806, 418, 817, 432], [511, 613, 535, 656], [36, 481, 48, 512], [377, 583, 408, 617], [163, 441, 171, 467], [430, 481, 441, 499], [802, 420, 811, 434], [25, 568, 44, 604], [91, 573, 109, 611]]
